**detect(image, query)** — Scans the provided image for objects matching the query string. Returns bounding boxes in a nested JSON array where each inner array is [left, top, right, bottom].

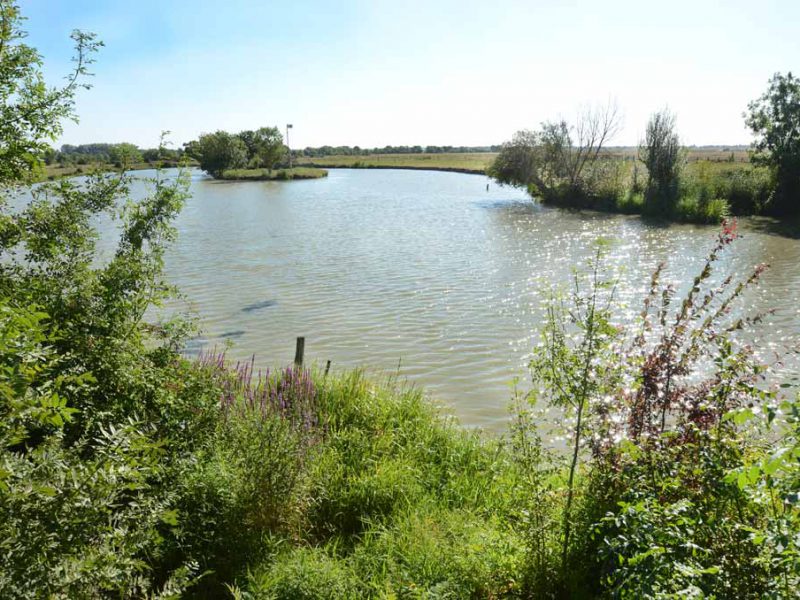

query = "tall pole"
[[286, 123, 293, 170]]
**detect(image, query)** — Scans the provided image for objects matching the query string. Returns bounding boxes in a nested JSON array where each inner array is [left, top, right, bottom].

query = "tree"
[[639, 109, 683, 214], [238, 126, 285, 171], [108, 142, 143, 167], [191, 131, 247, 177], [488, 102, 621, 205], [0, 2, 101, 184], [1, 2, 202, 594], [745, 72, 800, 215], [142, 147, 160, 162]]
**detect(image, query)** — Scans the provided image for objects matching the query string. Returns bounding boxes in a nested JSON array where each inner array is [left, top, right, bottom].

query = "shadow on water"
[[742, 216, 800, 240], [220, 330, 246, 339], [241, 299, 278, 313], [474, 198, 545, 212]]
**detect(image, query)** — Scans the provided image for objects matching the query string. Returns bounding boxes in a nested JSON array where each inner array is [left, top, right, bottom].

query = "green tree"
[[108, 142, 143, 167], [238, 126, 285, 171], [0, 3, 206, 595], [639, 109, 682, 214], [191, 130, 247, 177], [745, 72, 800, 215], [0, 4, 100, 184]]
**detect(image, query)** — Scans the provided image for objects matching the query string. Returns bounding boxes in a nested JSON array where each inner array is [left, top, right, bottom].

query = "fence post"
[[294, 336, 305, 367]]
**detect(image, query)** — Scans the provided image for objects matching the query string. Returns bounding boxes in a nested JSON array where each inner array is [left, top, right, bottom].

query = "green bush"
[[239, 547, 360, 600], [616, 189, 645, 213], [351, 506, 526, 597], [674, 194, 730, 223]]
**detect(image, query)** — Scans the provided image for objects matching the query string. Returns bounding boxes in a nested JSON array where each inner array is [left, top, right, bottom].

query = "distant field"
[[296, 148, 750, 176], [605, 147, 751, 163], [295, 152, 496, 174]]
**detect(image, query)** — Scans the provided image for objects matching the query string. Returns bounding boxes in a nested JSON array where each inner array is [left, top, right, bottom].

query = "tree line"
[[298, 144, 501, 157], [45, 142, 184, 167]]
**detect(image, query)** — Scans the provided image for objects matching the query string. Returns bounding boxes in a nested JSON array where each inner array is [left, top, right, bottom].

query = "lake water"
[[124, 168, 800, 429]]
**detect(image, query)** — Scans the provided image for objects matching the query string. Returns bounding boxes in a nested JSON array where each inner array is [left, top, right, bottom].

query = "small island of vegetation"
[[183, 128, 326, 181]]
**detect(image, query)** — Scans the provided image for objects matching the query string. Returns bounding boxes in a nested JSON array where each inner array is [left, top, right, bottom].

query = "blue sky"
[[25, 0, 800, 149]]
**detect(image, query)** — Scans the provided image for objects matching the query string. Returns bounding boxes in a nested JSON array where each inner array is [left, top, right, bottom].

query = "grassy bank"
[[581, 159, 773, 222], [219, 166, 328, 181], [295, 149, 751, 176]]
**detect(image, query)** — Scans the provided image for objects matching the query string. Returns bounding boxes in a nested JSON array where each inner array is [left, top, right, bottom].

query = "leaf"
[[161, 509, 179, 526]]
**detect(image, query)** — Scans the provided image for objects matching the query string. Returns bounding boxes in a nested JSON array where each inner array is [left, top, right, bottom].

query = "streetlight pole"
[[286, 123, 293, 170]]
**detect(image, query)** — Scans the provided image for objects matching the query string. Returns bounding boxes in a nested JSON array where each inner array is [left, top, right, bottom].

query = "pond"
[[131, 168, 799, 429]]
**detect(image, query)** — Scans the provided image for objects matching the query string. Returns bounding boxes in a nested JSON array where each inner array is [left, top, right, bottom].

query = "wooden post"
[[294, 336, 305, 367], [324, 360, 331, 377]]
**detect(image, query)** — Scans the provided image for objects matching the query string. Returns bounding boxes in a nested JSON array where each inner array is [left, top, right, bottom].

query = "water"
[[59, 168, 800, 429]]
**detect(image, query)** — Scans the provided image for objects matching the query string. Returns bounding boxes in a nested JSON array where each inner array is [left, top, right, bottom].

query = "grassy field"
[[295, 152, 496, 174], [605, 146, 751, 162], [219, 167, 328, 181], [295, 148, 751, 176]]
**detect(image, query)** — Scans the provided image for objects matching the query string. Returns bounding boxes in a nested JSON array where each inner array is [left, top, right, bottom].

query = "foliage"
[[746, 72, 800, 215], [489, 103, 621, 205], [640, 110, 683, 214], [528, 241, 622, 575], [108, 142, 144, 167], [187, 126, 290, 178], [190, 130, 248, 178], [238, 127, 285, 171], [0, 1, 101, 185]]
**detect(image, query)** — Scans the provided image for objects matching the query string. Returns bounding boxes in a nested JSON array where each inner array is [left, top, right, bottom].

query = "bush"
[[239, 547, 359, 600], [351, 506, 526, 597], [675, 195, 730, 223], [616, 189, 645, 213]]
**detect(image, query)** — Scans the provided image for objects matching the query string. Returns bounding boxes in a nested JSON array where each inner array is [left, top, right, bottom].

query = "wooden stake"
[[294, 336, 305, 367]]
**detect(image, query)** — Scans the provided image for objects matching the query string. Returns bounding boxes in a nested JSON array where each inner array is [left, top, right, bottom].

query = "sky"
[[24, 0, 800, 150]]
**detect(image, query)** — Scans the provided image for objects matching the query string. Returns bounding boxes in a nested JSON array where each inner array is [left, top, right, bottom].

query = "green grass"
[[295, 152, 496, 174], [294, 148, 751, 177], [192, 368, 533, 598], [220, 166, 328, 180]]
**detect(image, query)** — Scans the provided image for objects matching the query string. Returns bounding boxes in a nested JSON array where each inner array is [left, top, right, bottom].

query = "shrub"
[[616, 189, 645, 213], [351, 506, 526, 597], [238, 547, 359, 600]]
